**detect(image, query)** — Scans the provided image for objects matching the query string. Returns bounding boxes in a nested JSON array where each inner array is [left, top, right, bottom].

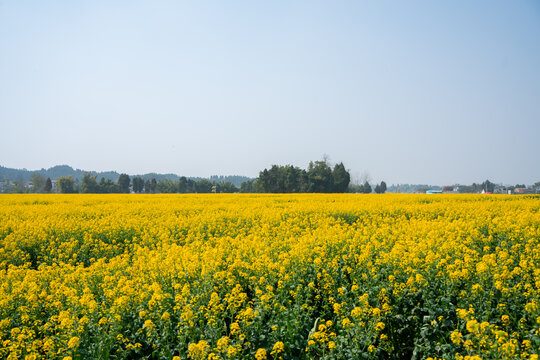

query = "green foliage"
[[144, 178, 157, 193], [132, 177, 144, 193], [332, 163, 350, 193], [215, 181, 238, 193], [30, 173, 46, 193], [482, 180, 495, 193], [256, 159, 350, 193], [81, 173, 100, 193], [156, 179, 177, 193], [361, 181, 372, 194], [240, 179, 262, 193], [196, 179, 213, 193], [307, 160, 334, 193], [375, 181, 387, 194], [57, 176, 75, 193], [99, 178, 120, 193], [118, 174, 130, 193], [44, 178, 52, 193]]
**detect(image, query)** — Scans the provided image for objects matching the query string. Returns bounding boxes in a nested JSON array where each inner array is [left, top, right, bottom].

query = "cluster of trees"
[[239, 160, 355, 193], [347, 181, 387, 194], [1, 160, 394, 194], [51, 173, 240, 194], [77, 173, 131, 193], [134, 177, 238, 194]]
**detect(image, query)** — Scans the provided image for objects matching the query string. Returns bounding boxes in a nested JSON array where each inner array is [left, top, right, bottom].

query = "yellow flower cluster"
[[0, 193, 539, 359]]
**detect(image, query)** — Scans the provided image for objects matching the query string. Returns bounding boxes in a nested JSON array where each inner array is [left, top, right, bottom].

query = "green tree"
[[257, 165, 308, 193], [307, 160, 333, 193], [118, 174, 130, 193], [216, 181, 238, 193], [375, 181, 387, 194], [157, 179, 177, 193], [81, 173, 100, 193], [145, 178, 157, 193], [99, 178, 119, 193], [482, 180, 495, 193], [144, 180, 151, 193], [240, 179, 261, 193], [30, 173, 46, 193], [196, 179, 213, 193], [44, 178, 52, 193], [177, 177, 186, 193], [332, 162, 350, 193], [132, 177, 144, 193], [57, 176, 75, 193], [361, 181, 372, 194], [284, 165, 308, 192]]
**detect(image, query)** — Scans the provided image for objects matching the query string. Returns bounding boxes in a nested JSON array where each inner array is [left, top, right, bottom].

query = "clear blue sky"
[[1, 1, 539, 185]]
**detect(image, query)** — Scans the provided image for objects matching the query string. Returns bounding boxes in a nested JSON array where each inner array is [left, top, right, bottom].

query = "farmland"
[[0, 194, 539, 359]]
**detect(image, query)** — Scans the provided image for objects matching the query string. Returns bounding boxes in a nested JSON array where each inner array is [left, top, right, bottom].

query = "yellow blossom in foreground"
[[0, 194, 538, 360], [255, 348, 267, 360], [67, 336, 79, 349], [271, 341, 284, 355]]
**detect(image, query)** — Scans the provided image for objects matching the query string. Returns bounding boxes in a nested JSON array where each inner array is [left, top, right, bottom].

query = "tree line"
[[53, 173, 240, 194], [2, 159, 391, 194]]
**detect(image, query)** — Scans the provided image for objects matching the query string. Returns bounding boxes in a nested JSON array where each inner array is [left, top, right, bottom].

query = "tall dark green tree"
[[44, 177, 52, 193], [132, 177, 144, 193], [284, 165, 308, 192], [178, 177, 188, 193], [307, 160, 333, 193], [361, 181, 372, 194], [482, 180, 495, 193], [144, 178, 157, 193], [144, 180, 151, 193], [332, 162, 350, 192], [374, 181, 387, 194], [118, 174, 130, 193]]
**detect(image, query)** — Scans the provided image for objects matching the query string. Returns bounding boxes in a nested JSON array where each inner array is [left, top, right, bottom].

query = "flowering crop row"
[[0, 194, 539, 359]]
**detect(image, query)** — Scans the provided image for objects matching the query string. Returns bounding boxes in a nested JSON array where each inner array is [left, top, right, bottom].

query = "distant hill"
[[0, 165, 252, 187]]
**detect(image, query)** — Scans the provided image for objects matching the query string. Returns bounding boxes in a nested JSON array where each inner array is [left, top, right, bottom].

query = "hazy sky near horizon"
[[1, 1, 539, 185]]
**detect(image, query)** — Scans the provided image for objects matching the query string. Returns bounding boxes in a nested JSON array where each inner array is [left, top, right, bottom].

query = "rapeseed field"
[[0, 194, 539, 359]]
